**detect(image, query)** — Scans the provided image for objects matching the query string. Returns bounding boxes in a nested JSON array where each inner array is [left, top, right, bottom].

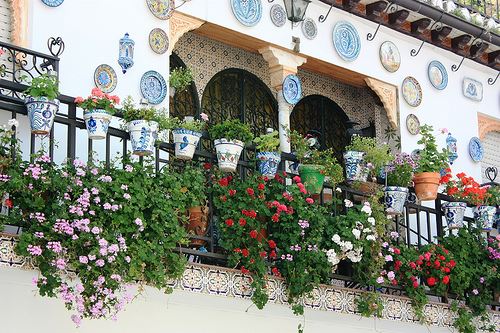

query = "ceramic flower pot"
[[83, 109, 112, 140], [256, 151, 281, 177], [25, 96, 59, 135], [127, 120, 158, 156], [185, 206, 209, 247], [384, 186, 409, 215], [473, 205, 496, 231], [442, 202, 467, 229], [172, 128, 202, 160], [343, 151, 368, 182], [214, 138, 244, 173], [413, 172, 441, 201], [299, 164, 325, 195]]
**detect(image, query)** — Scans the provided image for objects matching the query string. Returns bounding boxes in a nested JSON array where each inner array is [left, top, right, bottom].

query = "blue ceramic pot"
[[25, 96, 59, 135], [256, 151, 281, 177], [172, 128, 202, 160], [128, 120, 158, 156], [84, 109, 112, 140], [343, 151, 368, 182], [442, 202, 467, 229], [474, 205, 496, 231], [384, 186, 409, 215]]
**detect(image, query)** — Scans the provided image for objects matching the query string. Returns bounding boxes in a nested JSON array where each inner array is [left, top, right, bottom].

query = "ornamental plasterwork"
[[10, 0, 29, 47], [478, 112, 500, 140], [364, 77, 398, 130], [1, 233, 498, 328], [168, 11, 205, 55]]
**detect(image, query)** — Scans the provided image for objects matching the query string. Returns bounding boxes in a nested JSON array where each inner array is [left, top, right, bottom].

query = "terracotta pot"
[[413, 172, 441, 201], [185, 206, 209, 247], [352, 181, 381, 202]]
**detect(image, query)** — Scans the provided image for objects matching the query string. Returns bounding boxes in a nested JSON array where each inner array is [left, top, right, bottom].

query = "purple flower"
[[479, 277, 485, 284], [387, 271, 395, 280], [79, 256, 88, 264], [472, 289, 479, 295], [95, 259, 105, 267]]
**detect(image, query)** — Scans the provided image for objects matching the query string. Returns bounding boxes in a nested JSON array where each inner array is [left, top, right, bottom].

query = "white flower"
[[344, 199, 353, 208], [363, 228, 371, 234], [335, 187, 342, 193], [361, 204, 372, 215], [367, 217, 376, 226], [366, 235, 376, 241], [341, 241, 353, 252], [332, 234, 341, 244], [200, 113, 209, 121], [7, 119, 18, 127], [346, 247, 363, 263], [352, 229, 361, 240], [326, 249, 340, 266]]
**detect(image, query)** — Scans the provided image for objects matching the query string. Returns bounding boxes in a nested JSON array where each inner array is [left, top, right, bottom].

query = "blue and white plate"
[[468, 137, 484, 162], [270, 4, 286, 27], [41, 0, 64, 7], [282, 74, 302, 105], [140, 71, 167, 105], [428, 60, 448, 90], [301, 17, 318, 40], [94, 64, 117, 93], [333, 21, 361, 62], [231, 0, 262, 27]]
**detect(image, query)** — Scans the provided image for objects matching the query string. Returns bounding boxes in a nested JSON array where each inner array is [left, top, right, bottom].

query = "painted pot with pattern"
[[257, 151, 281, 177], [473, 205, 496, 231], [127, 120, 158, 156], [25, 96, 59, 135], [83, 109, 112, 140], [442, 202, 467, 229], [173, 128, 202, 160], [185, 206, 209, 247], [413, 172, 441, 201], [343, 151, 368, 182], [299, 164, 325, 195], [384, 186, 409, 215], [214, 138, 244, 172]]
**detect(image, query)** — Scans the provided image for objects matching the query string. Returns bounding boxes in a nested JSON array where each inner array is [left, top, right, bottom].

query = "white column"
[[276, 92, 292, 152]]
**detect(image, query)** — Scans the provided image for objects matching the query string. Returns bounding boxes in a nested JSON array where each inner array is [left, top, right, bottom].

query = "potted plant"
[[23, 73, 60, 135], [171, 113, 209, 160], [121, 96, 172, 156], [474, 186, 498, 231], [413, 125, 449, 201], [75, 88, 120, 140], [253, 128, 281, 177], [169, 67, 194, 97], [209, 119, 254, 172], [384, 152, 416, 215]]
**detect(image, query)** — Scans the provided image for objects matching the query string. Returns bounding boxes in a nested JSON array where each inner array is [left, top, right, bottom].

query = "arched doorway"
[[291, 95, 349, 161], [169, 53, 200, 118], [201, 68, 278, 136]]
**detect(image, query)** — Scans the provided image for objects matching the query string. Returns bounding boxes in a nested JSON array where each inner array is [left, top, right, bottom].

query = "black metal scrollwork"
[[451, 36, 484, 72], [487, 71, 499, 85], [410, 13, 444, 57], [366, 2, 398, 41]]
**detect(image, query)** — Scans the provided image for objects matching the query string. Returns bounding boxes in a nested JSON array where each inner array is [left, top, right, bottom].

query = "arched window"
[[291, 95, 349, 162], [169, 53, 199, 119], [201, 69, 278, 135]]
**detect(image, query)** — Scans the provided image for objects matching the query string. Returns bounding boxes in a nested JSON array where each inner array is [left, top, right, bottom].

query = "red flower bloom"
[[305, 197, 314, 204], [268, 240, 276, 249], [293, 176, 301, 183], [427, 277, 436, 287], [259, 251, 267, 258], [234, 248, 241, 253], [258, 183, 265, 191], [250, 259, 255, 264], [271, 214, 279, 222], [241, 266, 250, 274], [442, 275, 450, 285], [444, 267, 450, 273], [269, 250, 277, 259], [203, 163, 212, 170], [249, 230, 258, 239], [239, 218, 247, 227], [448, 260, 456, 268], [4, 199, 13, 208], [395, 260, 402, 271], [229, 189, 237, 196], [220, 195, 227, 202], [246, 188, 255, 196], [391, 279, 398, 286], [218, 178, 229, 187], [434, 260, 441, 268], [225, 219, 234, 227], [271, 267, 281, 277], [393, 248, 401, 255], [409, 262, 417, 269], [241, 249, 249, 257], [439, 255, 445, 261], [413, 280, 419, 288]]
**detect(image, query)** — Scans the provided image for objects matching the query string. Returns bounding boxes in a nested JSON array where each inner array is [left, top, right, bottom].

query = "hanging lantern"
[[446, 132, 458, 165], [283, 0, 311, 23], [118, 33, 135, 74]]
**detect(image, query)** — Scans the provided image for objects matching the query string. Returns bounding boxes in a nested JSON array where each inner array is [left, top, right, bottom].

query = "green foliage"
[[484, 186, 500, 206], [415, 124, 449, 173], [120, 96, 174, 131], [171, 114, 208, 132], [24, 73, 60, 100], [209, 119, 254, 143], [385, 153, 417, 187], [253, 130, 280, 152], [169, 67, 194, 92], [345, 135, 392, 177], [356, 292, 384, 318]]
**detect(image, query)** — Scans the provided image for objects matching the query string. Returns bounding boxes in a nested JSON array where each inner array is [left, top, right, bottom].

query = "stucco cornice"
[[364, 78, 399, 129], [168, 11, 205, 55], [478, 113, 500, 139]]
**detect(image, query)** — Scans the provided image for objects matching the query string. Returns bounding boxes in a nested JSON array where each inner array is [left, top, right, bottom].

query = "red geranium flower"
[[269, 250, 277, 259], [218, 178, 229, 187], [239, 218, 247, 227], [448, 260, 456, 268], [225, 219, 234, 227], [258, 183, 265, 191], [241, 249, 249, 257], [246, 188, 255, 196], [409, 262, 417, 269], [241, 266, 250, 274], [4, 199, 13, 208], [427, 277, 436, 287], [259, 251, 267, 258], [271, 214, 279, 222], [268, 240, 276, 249], [305, 197, 314, 204], [249, 230, 258, 239], [203, 163, 212, 170], [413, 280, 419, 288], [234, 248, 241, 253], [229, 189, 237, 196], [220, 195, 227, 202], [442, 275, 450, 285]]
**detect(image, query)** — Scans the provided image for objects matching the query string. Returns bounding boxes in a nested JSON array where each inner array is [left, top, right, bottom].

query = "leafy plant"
[[356, 292, 384, 318], [169, 67, 194, 92], [483, 186, 499, 206], [253, 130, 280, 152], [385, 153, 417, 187], [75, 88, 120, 114], [414, 125, 449, 173], [209, 119, 254, 143], [440, 171, 489, 205], [345, 135, 392, 179], [171, 113, 209, 132], [24, 73, 60, 100], [120, 96, 174, 131]]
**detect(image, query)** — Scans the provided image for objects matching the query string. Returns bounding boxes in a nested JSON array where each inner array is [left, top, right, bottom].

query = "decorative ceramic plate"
[[282, 74, 302, 105], [402, 76, 422, 107], [230, 0, 262, 27], [149, 28, 169, 54], [301, 17, 318, 40], [379, 41, 400, 73], [406, 114, 420, 135], [140, 70, 167, 105], [94, 64, 117, 93], [270, 4, 286, 27], [41, 0, 64, 7], [333, 21, 361, 62], [428, 60, 448, 90], [468, 137, 484, 162], [146, 0, 174, 20], [463, 78, 483, 102]]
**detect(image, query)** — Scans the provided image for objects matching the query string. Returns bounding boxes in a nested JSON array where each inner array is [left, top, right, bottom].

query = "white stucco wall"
[[0, 0, 11, 42], [482, 131, 500, 182]]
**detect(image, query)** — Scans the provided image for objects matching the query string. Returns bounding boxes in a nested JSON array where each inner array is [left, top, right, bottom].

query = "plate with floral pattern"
[[231, 0, 262, 27], [428, 60, 448, 90], [94, 64, 117, 93], [333, 21, 361, 62], [301, 17, 318, 40], [146, 0, 175, 20], [468, 137, 484, 162], [41, 0, 64, 7], [149, 28, 169, 54], [140, 70, 167, 105], [282, 74, 302, 105], [402, 76, 422, 107], [270, 4, 286, 27], [406, 114, 420, 135]]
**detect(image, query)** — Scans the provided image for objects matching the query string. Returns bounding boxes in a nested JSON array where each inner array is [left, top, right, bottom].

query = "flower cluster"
[[440, 171, 489, 206], [385, 152, 417, 187], [75, 88, 120, 114], [486, 235, 500, 260]]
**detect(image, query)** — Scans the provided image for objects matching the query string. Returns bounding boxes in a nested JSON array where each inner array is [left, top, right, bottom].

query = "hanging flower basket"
[[25, 96, 59, 135], [83, 109, 112, 140], [172, 128, 202, 160], [299, 164, 325, 195], [413, 172, 441, 201], [473, 205, 496, 231], [442, 202, 467, 229], [128, 120, 158, 156], [344, 151, 368, 182], [214, 138, 244, 172], [384, 186, 409, 215], [256, 151, 281, 177]]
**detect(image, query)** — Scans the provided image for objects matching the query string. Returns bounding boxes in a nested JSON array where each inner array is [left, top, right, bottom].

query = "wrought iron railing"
[[455, 0, 500, 21]]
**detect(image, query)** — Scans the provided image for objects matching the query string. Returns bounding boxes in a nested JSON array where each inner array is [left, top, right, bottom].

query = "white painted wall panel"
[[482, 131, 500, 183]]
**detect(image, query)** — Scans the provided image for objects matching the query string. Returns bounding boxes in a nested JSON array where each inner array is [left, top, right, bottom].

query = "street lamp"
[[283, 0, 311, 23]]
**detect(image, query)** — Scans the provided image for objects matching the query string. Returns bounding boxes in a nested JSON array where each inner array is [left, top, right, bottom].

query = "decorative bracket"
[[410, 15, 441, 57], [451, 36, 484, 72], [47, 37, 65, 57], [319, 4, 333, 22], [366, 2, 397, 41], [488, 71, 499, 85]]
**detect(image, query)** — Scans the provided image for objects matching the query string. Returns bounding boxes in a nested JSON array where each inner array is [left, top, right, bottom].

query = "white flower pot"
[[172, 128, 202, 160], [442, 202, 467, 229], [384, 187, 409, 216], [25, 96, 59, 135], [343, 151, 368, 182], [127, 120, 158, 156], [474, 205, 496, 231], [83, 109, 112, 140], [214, 138, 244, 172]]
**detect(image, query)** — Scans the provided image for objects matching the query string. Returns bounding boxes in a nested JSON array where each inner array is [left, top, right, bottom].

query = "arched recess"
[[201, 68, 278, 135], [291, 95, 350, 162], [169, 52, 200, 119]]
